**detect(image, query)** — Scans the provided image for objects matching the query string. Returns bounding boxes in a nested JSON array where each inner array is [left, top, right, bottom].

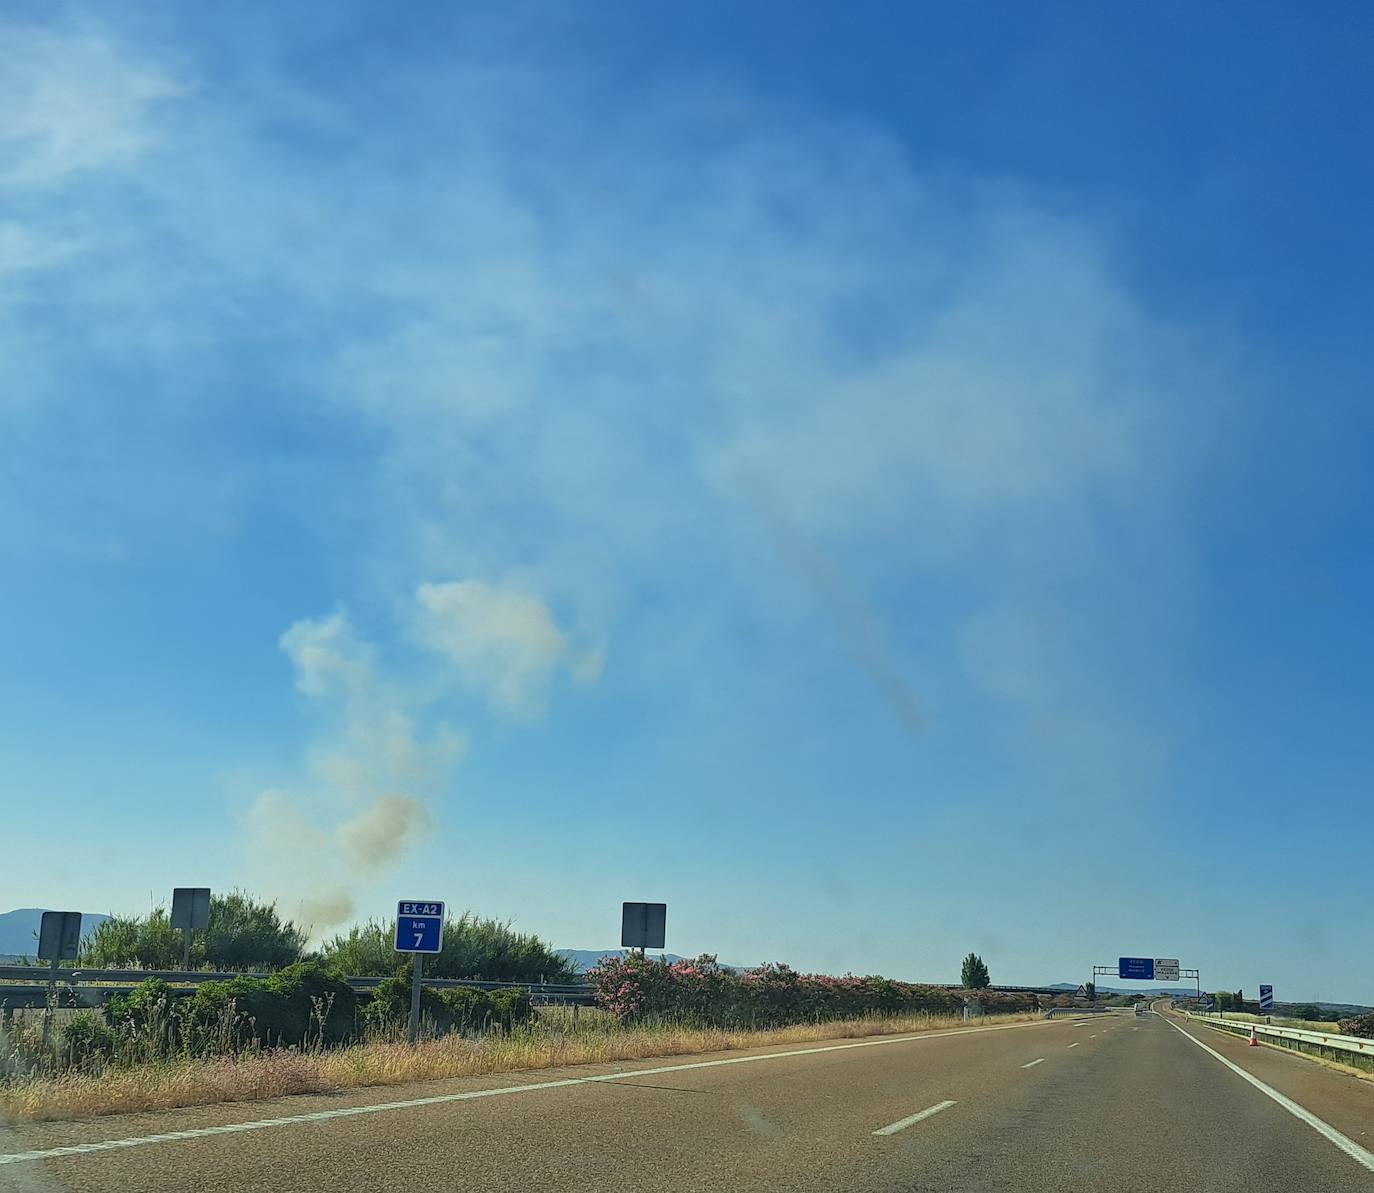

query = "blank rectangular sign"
[[621, 902, 667, 949], [171, 887, 212, 931], [38, 911, 82, 961]]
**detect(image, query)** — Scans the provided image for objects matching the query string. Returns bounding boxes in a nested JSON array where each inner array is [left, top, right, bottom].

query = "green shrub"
[[81, 914, 183, 969], [177, 962, 355, 1051], [322, 913, 573, 982], [105, 978, 175, 1031], [364, 968, 454, 1035], [263, 962, 357, 1045], [439, 986, 495, 1031], [103, 977, 182, 1058], [80, 892, 307, 972], [63, 1011, 116, 1067], [360, 972, 530, 1037], [197, 893, 308, 970], [488, 988, 532, 1033]]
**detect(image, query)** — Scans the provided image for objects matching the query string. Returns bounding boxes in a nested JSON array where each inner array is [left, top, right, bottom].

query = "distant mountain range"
[[1047, 982, 1202, 997], [0, 907, 111, 958], [558, 949, 757, 973], [558, 949, 698, 972], [1044, 982, 1368, 1013]]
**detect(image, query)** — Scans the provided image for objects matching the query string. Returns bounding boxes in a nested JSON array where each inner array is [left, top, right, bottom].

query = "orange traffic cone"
[[1249, 1025, 1259, 1047]]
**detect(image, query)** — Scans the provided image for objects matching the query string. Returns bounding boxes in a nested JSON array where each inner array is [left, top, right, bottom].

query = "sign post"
[[394, 901, 444, 1044], [37, 911, 82, 1047], [171, 887, 211, 969]]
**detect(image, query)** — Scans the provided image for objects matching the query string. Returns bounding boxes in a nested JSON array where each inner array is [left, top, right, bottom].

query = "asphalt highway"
[[3, 1011, 1373, 1192]]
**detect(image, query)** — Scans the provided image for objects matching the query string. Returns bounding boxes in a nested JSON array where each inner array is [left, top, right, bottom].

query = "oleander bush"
[[1338, 1012, 1374, 1038], [587, 954, 1035, 1026]]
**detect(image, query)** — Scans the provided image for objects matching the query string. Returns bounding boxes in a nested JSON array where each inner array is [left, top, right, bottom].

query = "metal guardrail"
[[0, 965, 595, 1013], [1043, 1006, 1132, 1018], [1181, 1010, 1374, 1069], [0, 965, 588, 990], [0, 963, 1062, 1016]]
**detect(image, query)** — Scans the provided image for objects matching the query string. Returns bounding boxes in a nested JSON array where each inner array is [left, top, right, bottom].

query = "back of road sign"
[[621, 902, 667, 950], [38, 911, 82, 961], [171, 887, 211, 932]]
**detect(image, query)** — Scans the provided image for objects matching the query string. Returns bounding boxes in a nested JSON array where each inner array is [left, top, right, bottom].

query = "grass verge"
[[1212, 1011, 1344, 1032], [1174, 1010, 1374, 1083], [0, 1010, 1036, 1124]]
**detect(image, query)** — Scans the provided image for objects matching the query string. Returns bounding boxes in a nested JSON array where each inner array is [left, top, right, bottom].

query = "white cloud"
[[708, 213, 1170, 542], [0, 24, 181, 187], [415, 580, 582, 719], [0, 21, 1234, 843]]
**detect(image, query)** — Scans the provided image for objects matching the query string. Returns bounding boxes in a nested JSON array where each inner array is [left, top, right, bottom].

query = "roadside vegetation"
[[75, 893, 574, 982], [0, 921, 1040, 1123], [587, 954, 1035, 1025], [1207, 1009, 1373, 1035], [1206, 990, 1367, 1033], [960, 952, 991, 989], [0, 1006, 1038, 1123], [1340, 1013, 1374, 1038], [320, 913, 574, 982], [80, 893, 309, 970]]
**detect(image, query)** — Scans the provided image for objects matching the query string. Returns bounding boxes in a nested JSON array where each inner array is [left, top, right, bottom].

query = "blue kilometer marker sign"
[[1118, 957, 1155, 981], [395, 901, 445, 954]]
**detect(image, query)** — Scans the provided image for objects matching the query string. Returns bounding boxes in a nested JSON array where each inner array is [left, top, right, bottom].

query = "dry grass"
[[0, 1010, 1036, 1124], [1184, 1016, 1374, 1084], [1212, 1011, 1345, 1032]]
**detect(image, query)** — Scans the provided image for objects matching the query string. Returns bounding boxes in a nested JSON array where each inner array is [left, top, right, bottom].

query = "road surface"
[[3, 1011, 1373, 1191]]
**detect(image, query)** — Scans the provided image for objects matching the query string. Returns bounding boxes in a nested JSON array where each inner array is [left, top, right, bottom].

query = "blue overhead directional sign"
[[1119, 957, 1155, 981], [395, 901, 445, 954]]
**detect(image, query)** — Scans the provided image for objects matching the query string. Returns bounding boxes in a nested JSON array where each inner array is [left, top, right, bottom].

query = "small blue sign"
[[1259, 984, 1274, 1012], [1204, 996, 1215, 1010], [395, 900, 445, 954], [1119, 957, 1155, 981]]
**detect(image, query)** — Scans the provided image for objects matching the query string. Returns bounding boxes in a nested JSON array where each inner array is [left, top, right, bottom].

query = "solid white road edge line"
[[1021, 1058, 1044, 1068], [872, 1100, 957, 1136], [0, 1019, 1049, 1166], [1165, 1018, 1374, 1174]]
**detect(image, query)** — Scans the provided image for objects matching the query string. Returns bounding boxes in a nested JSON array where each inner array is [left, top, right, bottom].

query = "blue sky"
[[2, 1, 1371, 1001]]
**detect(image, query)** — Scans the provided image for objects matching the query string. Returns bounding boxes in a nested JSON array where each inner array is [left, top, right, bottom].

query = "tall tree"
[[961, 952, 991, 989]]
